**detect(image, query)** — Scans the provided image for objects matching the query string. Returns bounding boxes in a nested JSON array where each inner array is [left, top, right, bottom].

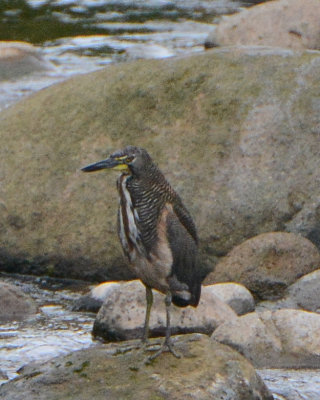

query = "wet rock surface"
[[212, 309, 320, 368], [0, 41, 50, 81], [205, 232, 320, 300], [0, 281, 37, 322], [0, 334, 274, 400], [93, 280, 237, 341], [205, 0, 320, 50]]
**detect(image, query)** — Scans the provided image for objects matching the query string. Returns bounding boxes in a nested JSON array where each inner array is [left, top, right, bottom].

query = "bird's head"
[[81, 146, 153, 177]]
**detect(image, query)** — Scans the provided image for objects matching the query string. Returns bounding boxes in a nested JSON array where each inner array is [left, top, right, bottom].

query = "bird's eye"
[[126, 156, 134, 163]]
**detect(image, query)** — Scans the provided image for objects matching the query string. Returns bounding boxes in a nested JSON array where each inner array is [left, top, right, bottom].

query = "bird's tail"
[[172, 282, 201, 308]]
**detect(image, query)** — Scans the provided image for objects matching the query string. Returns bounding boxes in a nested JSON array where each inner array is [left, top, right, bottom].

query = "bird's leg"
[[163, 292, 180, 358], [142, 286, 153, 344], [146, 292, 181, 362]]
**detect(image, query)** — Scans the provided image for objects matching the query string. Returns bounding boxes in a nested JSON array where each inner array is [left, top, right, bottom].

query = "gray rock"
[[212, 309, 320, 368], [93, 280, 237, 341], [205, 0, 320, 50], [255, 297, 299, 313], [0, 369, 8, 381], [0, 281, 37, 322], [205, 232, 320, 300], [204, 283, 255, 315], [0, 334, 273, 400], [0, 41, 50, 81], [0, 47, 320, 280], [73, 282, 121, 312], [285, 196, 320, 249], [287, 269, 320, 313]]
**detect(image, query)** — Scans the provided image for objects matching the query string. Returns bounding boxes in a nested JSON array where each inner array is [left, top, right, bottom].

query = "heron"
[[82, 146, 201, 360]]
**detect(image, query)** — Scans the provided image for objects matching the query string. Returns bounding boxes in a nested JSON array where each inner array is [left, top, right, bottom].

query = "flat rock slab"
[[93, 280, 237, 341], [0, 334, 273, 400], [212, 309, 320, 368], [205, 232, 320, 300], [205, 0, 320, 50]]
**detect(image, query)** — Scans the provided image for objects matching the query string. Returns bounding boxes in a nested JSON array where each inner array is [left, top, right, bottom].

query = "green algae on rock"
[[0, 334, 274, 400]]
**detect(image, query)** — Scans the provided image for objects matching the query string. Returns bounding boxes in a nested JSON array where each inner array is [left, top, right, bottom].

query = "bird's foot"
[[113, 342, 141, 355], [145, 337, 181, 364], [139, 338, 162, 353]]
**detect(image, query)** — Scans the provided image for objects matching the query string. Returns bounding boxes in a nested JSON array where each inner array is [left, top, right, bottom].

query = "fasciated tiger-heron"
[[82, 146, 201, 360]]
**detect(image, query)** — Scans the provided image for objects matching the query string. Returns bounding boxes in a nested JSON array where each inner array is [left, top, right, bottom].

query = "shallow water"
[[0, 274, 95, 385], [258, 369, 320, 400], [0, 0, 263, 110]]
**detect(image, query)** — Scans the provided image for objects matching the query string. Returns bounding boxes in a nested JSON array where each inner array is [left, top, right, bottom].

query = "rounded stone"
[[205, 232, 320, 300], [212, 309, 320, 368], [205, 0, 320, 50], [287, 269, 320, 312], [93, 280, 237, 341], [0, 281, 37, 322], [0, 334, 273, 400], [0, 47, 320, 280], [204, 282, 255, 315]]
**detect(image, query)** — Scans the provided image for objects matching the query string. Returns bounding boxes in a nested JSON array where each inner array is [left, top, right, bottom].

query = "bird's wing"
[[172, 201, 198, 245], [164, 203, 201, 306]]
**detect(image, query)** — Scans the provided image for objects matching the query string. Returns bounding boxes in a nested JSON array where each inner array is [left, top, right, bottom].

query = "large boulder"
[[204, 232, 320, 300], [0, 281, 37, 322], [0, 334, 274, 400], [212, 309, 320, 368], [93, 280, 237, 341], [205, 0, 320, 50], [0, 47, 320, 280]]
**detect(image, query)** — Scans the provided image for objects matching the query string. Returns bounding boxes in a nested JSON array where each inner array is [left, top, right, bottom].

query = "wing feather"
[[165, 204, 201, 307]]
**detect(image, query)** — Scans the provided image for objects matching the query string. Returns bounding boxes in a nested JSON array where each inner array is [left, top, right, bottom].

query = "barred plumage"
[[82, 145, 202, 360]]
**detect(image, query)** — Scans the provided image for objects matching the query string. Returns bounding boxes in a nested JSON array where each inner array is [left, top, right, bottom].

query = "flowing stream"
[[0, 274, 95, 384]]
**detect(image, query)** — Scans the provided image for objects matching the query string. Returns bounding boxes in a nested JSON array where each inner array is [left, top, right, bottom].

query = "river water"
[[0, 0, 262, 110], [1, 0, 320, 398], [0, 274, 95, 384]]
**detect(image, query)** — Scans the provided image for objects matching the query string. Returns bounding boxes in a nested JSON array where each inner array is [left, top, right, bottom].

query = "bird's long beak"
[[81, 157, 130, 173], [81, 158, 120, 172]]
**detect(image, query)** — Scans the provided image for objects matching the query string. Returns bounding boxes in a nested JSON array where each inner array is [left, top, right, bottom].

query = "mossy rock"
[[0, 47, 319, 280], [0, 334, 273, 400]]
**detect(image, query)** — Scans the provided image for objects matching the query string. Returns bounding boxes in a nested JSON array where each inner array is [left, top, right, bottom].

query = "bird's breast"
[[118, 175, 144, 261], [132, 204, 174, 293], [117, 175, 174, 293]]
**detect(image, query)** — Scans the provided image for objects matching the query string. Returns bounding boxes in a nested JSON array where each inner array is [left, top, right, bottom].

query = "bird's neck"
[[129, 167, 172, 200]]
